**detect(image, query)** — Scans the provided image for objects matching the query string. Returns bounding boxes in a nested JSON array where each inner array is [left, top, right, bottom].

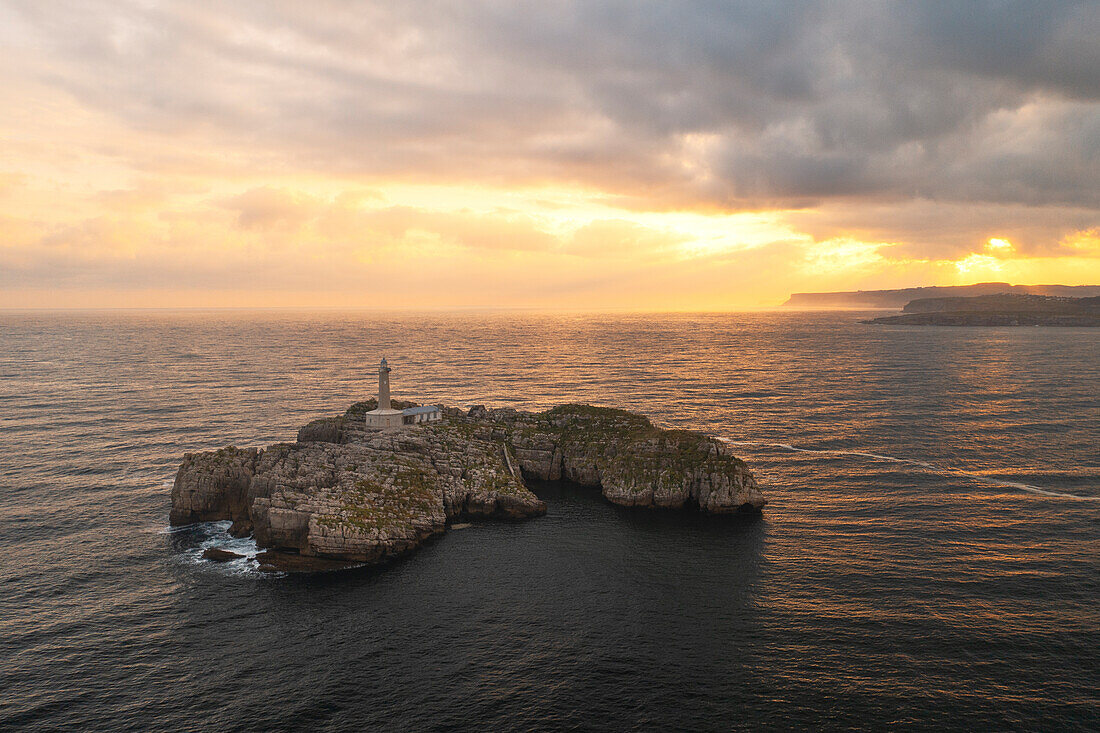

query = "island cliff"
[[171, 402, 765, 571]]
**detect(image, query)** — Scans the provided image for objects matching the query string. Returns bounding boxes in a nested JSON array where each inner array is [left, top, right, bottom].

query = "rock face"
[[453, 405, 764, 513], [170, 447, 259, 528], [171, 403, 765, 570]]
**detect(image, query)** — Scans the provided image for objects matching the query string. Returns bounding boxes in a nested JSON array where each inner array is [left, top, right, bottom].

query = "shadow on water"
[[160, 479, 770, 731], [532, 473, 765, 530], [5, 310, 1098, 731]]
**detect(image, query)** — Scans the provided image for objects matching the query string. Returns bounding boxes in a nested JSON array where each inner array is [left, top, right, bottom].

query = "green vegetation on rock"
[[171, 400, 762, 572]]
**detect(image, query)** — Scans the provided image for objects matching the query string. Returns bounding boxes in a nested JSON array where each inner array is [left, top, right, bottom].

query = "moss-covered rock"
[[170, 446, 258, 526], [452, 403, 764, 513], [171, 401, 763, 572]]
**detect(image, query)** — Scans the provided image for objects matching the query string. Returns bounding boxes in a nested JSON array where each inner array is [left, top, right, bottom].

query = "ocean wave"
[[723, 439, 1100, 501], [164, 520, 268, 576]]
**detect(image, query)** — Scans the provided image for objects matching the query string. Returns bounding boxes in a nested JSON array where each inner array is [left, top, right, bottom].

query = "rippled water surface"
[[1, 310, 1098, 731]]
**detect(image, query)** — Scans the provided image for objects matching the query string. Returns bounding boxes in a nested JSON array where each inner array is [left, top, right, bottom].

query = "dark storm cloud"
[[787, 200, 1100, 258], [7, 0, 1100, 241]]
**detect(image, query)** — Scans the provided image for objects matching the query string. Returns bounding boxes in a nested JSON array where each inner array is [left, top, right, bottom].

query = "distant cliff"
[[863, 294, 1100, 326], [171, 402, 764, 572], [784, 283, 1100, 309]]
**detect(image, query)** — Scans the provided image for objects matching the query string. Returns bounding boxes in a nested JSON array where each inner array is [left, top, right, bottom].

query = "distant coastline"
[[784, 282, 1100, 309], [863, 293, 1100, 327]]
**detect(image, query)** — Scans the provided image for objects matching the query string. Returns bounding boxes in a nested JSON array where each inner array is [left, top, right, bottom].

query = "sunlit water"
[[1, 310, 1097, 731]]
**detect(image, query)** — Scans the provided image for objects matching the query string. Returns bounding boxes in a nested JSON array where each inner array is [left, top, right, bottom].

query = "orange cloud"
[[2, 2, 1098, 309]]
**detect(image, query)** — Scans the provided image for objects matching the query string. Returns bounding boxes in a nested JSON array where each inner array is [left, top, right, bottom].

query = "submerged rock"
[[170, 403, 764, 571], [201, 547, 245, 562]]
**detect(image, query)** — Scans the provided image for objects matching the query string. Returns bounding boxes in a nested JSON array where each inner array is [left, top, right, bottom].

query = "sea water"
[[1, 310, 1097, 731]]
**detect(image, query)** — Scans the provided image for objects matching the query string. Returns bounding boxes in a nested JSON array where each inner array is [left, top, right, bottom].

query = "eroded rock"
[[170, 403, 764, 571], [202, 547, 245, 562], [170, 447, 258, 526]]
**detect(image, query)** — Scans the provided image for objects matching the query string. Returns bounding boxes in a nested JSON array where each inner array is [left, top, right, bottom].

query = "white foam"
[[166, 520, 267, 576], [722, 439, 1100, 501], [201, 532, 261, 560], [157, 523, 204, 534], [952, 473, 1095, 500]]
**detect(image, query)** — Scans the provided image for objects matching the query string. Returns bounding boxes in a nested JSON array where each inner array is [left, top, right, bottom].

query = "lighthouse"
[[364, 358, 442, 428], [378, 357, 391, 410]]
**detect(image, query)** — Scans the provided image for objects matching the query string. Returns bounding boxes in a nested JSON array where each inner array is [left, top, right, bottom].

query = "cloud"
[[224, 187, 320, 229], [0, 182, 787, 305], [216, 189, 560, 251], [350, 206, 558, 252], [787, 199, 1100, 259], [6, 1, 1097, 217], [95, 178, 210, 211], [1, 0, 1099, 305], [0, 172, 28, 195], [566, 219, 688, 258]]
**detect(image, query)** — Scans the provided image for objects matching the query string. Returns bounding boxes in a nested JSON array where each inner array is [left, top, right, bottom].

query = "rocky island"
[[170, 387, 765, 572]]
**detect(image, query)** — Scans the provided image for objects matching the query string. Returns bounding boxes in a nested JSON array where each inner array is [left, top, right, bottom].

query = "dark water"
[[1, 310, 1098, 732]]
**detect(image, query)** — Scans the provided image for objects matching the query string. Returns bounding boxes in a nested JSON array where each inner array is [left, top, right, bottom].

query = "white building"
[[364, 358, 442, 428]]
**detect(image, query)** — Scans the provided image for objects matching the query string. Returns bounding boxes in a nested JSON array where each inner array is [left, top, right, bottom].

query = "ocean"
[[1, 310, 1097, 731]]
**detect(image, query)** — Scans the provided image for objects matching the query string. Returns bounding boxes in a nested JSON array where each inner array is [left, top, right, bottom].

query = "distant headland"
[[862, 293, 1100, 327], [784, 282, 1100, 309], [171, 361, 765, 572]]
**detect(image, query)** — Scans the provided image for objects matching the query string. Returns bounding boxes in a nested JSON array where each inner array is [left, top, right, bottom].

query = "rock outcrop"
[[450, 404, 764, 513], [171, 403, 764, 571], [202, 548, 245, 562], [170, 447, 258, 529]]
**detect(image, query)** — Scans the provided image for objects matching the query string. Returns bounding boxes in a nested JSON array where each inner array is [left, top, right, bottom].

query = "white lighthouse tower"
[[364, 358, 442, 429], [378, 357, 392, 410], [364, 358, 404, 428]]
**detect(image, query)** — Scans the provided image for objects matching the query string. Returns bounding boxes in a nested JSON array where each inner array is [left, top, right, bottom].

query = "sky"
[[1, 0, 1099, 309]]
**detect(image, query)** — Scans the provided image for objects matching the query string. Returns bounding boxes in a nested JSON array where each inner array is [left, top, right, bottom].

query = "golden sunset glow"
[[2, 3, 1098, 309]]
